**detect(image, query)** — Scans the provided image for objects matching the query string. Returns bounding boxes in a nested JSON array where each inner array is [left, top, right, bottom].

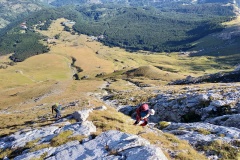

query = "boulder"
[[72, 109, 92, 122], [62, 121, 96, 136]]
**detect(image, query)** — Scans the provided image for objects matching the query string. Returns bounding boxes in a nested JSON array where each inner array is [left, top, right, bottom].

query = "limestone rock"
[[61, 121, 96, 136], [207, 114, 240, 129], [14, 130, 168, 160], [72, 109, 92, 122]]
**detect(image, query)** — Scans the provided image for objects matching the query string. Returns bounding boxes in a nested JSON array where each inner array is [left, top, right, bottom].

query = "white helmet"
[[149, 109, 155, 115]]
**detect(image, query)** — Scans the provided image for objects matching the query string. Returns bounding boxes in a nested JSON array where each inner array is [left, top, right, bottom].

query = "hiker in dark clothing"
[[52, 103, 62, 119], [134, 103, 155, 126]]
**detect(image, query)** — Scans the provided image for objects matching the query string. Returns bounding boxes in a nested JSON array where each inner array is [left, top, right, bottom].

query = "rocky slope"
[[0, 108, 167, 160], [117, 83, 240, 159]]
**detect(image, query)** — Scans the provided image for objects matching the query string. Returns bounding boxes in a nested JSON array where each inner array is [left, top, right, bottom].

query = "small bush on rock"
[[194, 128, 211, 135], [50, 130, 73, 147], [202, 140, 239, 160], [157, 121, 171, 130]]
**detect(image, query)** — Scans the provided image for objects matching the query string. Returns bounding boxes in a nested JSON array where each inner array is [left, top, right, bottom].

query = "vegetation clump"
[[194, 128, 211, 135], [157, 121, 171, 130], [202, 140, 240, 160]]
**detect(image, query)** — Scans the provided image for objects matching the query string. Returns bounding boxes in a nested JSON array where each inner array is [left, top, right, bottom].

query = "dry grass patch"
[[0, 148, 12, 159], [103, 88, 157, 106], [88, 107, 143, 134], [202, 140, 240, 160], [141, 132, 207, 160], [50, 130, 73, 147], [194, 128, 211, 135], [0, 112, 56, 136], [0, 54, 71, 90], [50, 130, 86, 147], [30, 143, 50, 152]]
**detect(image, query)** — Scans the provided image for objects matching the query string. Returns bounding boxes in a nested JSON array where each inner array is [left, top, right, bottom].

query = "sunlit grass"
[[202, 140, 240, 160], [88, 107, 143, 134], [141, 132, 207, 160]]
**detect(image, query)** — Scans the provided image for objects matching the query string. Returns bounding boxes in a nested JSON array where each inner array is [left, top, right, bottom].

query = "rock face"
[[161, 122, 240, 159], [43, 130, 167, 160], [12, 130, 168, 160], [163, 122, 240, 146], [0, 109, 167, 160], [148, 85, 240, 128], [206, 114, 240, 128], [116, 84, 240, 159]]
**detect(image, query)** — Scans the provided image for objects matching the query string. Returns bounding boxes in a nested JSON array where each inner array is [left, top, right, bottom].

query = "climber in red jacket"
[[134, 103, 155, 126]]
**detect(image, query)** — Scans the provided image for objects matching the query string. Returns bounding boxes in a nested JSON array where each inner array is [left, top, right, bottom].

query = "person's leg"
[[134, 114, 141, 125], [58, 111, 61, 118], [56, 110, 60, 118]]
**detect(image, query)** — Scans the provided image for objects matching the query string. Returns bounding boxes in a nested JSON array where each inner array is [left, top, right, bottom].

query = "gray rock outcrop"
[[162, 122, 240, 159], [1, 109, 168, 160], [13, 130, 167, 160], [148, 85, 240, 128]]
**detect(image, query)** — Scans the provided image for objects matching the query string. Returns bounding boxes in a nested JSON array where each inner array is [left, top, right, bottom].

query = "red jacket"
[[136, 103, 149, 122]]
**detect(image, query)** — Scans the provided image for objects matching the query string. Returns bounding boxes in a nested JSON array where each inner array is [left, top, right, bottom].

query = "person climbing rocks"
[[134, 103, 155, 126], [52, 103, 62, 119]]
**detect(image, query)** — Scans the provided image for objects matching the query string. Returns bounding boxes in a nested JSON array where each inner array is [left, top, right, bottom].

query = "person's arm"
[[141, 113, 150, 119]]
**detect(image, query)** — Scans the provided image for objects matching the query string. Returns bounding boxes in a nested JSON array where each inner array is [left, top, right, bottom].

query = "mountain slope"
[[0, 0, 238, 61], [0, 0, 49, 29], [188, 6, 240, 65], [0, 15, 240, 160], [49, 0, 237, 7]]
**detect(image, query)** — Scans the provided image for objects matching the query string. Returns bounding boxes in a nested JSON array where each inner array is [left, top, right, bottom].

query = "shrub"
[[0, 148, 12, 159], [194, 128, 211, 135], [50, 130, 73, 147], [203, 140, 239, 160], [157, 121, 171, 130]]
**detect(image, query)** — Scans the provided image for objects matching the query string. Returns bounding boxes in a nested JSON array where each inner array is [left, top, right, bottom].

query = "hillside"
[[0, 1, 240, 159], [0, 0, 238, 62], [0, 17, 240, 159], [49, 0, 237, 7], [0, 0, 48, 29]]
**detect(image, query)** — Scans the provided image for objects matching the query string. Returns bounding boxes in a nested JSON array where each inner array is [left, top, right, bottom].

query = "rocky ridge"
[[0, 108, 167, 160], [117, 83, 240, 159]]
